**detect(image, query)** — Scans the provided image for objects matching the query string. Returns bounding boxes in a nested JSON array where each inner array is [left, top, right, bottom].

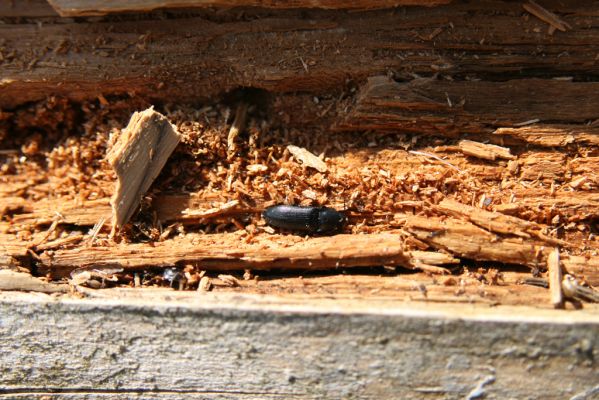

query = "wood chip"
[[287, 145, 327, 173], [523, 1, 571, 32], [197, 276, 212, 292], [182, 200, 240, 218], [458, 140, 515, 161], [513, 118, 541, 127], [107, 107, 181, 229], [547, 248, 564, 309]]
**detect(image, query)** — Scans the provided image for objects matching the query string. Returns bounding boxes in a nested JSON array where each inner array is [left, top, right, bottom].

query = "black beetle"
[[263, 205, 346, 234]]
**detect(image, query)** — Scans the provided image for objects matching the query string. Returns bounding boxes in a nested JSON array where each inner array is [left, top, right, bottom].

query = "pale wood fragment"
[[34, 234, 85, 252], [46, 0, 451, 16], [182, 200, 240, 218], [547, 248, 563, 309], [458, 140, 515, 161], [287, 145, 328, 173], [107, 108, 181, 229]]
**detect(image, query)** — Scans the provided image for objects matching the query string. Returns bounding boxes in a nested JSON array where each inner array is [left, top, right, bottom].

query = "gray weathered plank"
[[0, 290, 598, 399]]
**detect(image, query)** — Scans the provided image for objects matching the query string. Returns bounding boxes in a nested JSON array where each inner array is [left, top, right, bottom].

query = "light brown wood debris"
[[107, 108, 181, 229]]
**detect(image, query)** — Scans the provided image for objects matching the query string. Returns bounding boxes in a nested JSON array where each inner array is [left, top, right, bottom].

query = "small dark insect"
[[263, 205, 346, 234], [162, 268, 186, 290]]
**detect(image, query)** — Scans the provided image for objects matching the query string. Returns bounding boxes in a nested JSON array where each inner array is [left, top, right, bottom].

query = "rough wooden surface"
[[39, 232, 413, 277], [0, 291, 597, 399], [336, 75, 599, 135], [46, 0, 451, 17]]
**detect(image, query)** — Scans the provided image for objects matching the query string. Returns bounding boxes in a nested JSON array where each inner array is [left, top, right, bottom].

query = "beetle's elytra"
[[263, 205, 346, 234]]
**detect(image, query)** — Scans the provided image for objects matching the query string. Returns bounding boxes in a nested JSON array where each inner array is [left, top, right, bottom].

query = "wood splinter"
[[107, 107, 181, 230], [523, 0, 572, 33], [547, 248, 564, 309], [458, 140, 515, 161]]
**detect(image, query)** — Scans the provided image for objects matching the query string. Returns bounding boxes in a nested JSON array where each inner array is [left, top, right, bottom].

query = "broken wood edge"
[[46, 0, 452, 17]]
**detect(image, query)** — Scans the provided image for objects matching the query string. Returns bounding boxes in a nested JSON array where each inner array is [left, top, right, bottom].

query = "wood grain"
[[335, 76, 599, 135], [2, 1, 599, 109]]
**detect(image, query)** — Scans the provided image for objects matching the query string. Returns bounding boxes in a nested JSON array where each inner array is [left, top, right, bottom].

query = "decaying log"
[[107, 108, 180, 229], [3, 1, 599, 109], [39, 232, 413, 278], [46, 0, 451, 17], [335, 76, 599, 135]]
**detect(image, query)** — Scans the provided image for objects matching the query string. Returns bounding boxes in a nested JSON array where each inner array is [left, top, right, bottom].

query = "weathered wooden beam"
[[0, 291, 597, 398], [46, 0, 451, 17], [2, 1, 599, 109]]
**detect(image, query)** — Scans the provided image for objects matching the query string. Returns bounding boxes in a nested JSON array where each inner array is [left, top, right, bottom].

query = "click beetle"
[[263, 205, 347, 234]]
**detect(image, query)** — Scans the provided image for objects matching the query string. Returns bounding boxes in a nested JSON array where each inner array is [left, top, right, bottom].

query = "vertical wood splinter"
[[107, 107, 181, 229]]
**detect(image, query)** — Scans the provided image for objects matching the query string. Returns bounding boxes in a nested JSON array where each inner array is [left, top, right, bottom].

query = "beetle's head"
[[317, 208, 347, 233]]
